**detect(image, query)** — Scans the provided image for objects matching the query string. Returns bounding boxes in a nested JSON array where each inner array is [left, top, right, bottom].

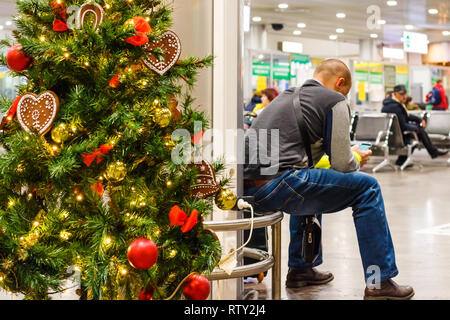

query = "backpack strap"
[[292, 87, 313, 168]]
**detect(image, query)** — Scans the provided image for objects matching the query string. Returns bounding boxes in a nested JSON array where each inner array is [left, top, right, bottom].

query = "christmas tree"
[[0, 0, 233, 300]]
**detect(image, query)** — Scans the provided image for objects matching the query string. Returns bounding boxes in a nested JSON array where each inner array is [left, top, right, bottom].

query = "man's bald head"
[[313, 59, 352, 96]]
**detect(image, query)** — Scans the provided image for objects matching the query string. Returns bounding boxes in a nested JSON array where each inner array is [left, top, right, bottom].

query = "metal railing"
[[203, 211, 284, 300]]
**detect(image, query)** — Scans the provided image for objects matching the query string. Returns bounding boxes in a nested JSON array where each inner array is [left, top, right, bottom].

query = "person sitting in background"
[[382, 84, 448, 166], [252, 88, 279, 117], [405, 96, 421, 111], [244, 88, 279, 129], [426, 79, 448, 111], [244, 91, 262, 112], [244, 91, 263, 129], [385, 90, 393, 99]]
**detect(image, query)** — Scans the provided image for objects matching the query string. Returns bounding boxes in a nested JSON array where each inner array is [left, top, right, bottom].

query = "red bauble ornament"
[[138, 287, 154, 300], [182, 273, 210, 300], [127, 237, 158, 270], [6, 45, 32, 72]]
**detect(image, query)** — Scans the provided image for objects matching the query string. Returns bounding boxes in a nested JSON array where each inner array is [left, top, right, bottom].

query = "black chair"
[[423, 111, 450, 150], [353, 113, 420, 172]]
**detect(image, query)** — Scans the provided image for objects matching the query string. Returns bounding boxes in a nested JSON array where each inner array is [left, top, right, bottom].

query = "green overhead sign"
[[252, 62, 271, 77], [273, 63, 290, 80]]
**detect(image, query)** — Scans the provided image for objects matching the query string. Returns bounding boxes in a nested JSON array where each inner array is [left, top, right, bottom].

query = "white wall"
[[172, 0, 213, 116]]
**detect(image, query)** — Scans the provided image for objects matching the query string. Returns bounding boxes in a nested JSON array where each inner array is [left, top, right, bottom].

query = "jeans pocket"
[[255, 180, 304, 213]]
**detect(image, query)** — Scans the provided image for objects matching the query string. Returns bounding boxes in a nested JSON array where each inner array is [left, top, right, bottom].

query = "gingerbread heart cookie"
[[142, 31, 181, 75], [16, 91, 60, 135]]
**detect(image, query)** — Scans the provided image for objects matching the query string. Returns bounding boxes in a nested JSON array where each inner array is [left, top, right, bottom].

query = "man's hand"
[[421, 119, 427, 129], [352, 145, 372, 168]]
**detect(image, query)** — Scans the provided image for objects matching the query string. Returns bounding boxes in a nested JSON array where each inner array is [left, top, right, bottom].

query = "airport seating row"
[[351, 111, 450, 172]]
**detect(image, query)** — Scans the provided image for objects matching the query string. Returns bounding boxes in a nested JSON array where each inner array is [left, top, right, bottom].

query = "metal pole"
[[272, 220, 282, 300]]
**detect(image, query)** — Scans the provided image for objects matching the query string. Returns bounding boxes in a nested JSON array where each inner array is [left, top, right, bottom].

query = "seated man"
[[244, 59, 414, 300], [382, 84, 448, 166]]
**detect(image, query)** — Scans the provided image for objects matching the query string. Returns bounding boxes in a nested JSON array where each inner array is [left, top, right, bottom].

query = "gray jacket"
[[244, 79, 359, 180]]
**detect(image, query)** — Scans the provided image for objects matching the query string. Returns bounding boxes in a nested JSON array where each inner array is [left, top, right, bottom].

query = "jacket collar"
[[302, 79, 324, 88]]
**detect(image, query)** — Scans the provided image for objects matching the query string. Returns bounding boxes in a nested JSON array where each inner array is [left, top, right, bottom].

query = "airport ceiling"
[[0, 0, 448, 44], [249, 0, 450, 44]]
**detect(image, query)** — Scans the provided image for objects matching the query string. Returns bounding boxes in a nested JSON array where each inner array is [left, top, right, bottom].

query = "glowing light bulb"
[[24, 136, 30, 141], [40, 35, 46, 42], [32, 221, 39, 227], [84, 61, 89, 67], [76, 194, 84, 202], [64, 52, 70, 58], [104, 237, 112, 245], [8, 201, 14, 207], [169, 249, 177, 258], [166, 180, 172, 187], [6, 115, 12, 121], [105, 3, 111, 9], [119, 265, 128, 275], [59, 230, 71, 240]]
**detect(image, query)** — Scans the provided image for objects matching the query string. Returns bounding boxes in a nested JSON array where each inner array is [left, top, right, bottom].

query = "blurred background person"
[[253, 88, 279, 116], [405, 96, 421, 111], [382, 84, 448, 167], [244, 88, 279, 129], [426, 79, 448, 111], [244, 90, 262, 112]]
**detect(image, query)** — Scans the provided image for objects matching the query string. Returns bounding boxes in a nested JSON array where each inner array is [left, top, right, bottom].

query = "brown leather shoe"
[[285, 268, 334, 288], [364, 279, 414, 300]]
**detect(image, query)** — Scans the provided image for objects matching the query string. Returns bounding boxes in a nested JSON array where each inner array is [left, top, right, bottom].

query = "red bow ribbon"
[[169, 205, 198, 233], [51, 1, 68, 32], [82, 144, 114, 167], [109, 73, 120, 88], [53, 19, 68, 32], [126, 16, 152, 46], [91, 181, 104, 197]]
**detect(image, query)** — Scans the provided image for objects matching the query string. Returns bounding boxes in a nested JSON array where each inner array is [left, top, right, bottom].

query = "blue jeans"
[[244, 168, 399, 282]]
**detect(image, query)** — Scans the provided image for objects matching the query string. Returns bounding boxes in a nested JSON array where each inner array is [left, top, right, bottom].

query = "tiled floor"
[[244, 150, 450, 300], [1, 150, 449, 300]]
